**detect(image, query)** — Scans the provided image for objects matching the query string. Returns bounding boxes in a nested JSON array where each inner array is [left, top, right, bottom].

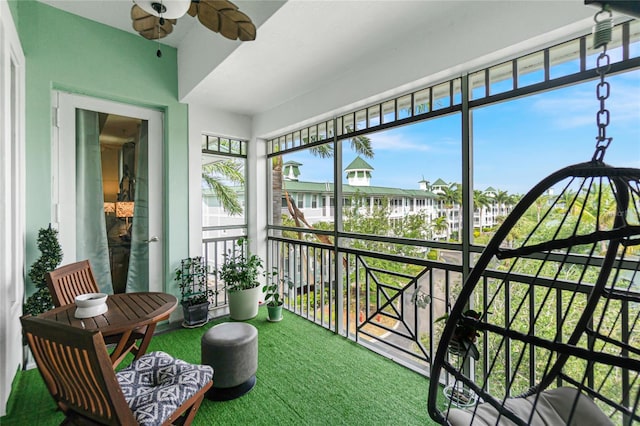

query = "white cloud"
[[531, 79, 640, 129], [369, 132, 457, 152], [369, 133, 431, 151]]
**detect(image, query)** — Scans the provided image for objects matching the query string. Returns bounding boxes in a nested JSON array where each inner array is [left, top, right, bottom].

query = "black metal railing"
[[201, 231, 246, 310], [268, 235, 464, 374], [203, 230, 638, 413], [265, 232, 639, 411]]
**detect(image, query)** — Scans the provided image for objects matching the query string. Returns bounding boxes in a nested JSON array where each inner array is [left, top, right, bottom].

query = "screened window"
[[201, 135, 247, 240], [270, 143, 335, 232], [473, 70, 640, 245]]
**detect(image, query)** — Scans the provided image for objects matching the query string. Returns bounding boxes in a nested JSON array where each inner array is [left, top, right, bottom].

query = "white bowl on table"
[[74, 293, 108, 318]]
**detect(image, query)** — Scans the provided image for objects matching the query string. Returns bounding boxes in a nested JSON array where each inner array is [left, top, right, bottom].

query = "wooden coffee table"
[[37, 292, 177, 367]]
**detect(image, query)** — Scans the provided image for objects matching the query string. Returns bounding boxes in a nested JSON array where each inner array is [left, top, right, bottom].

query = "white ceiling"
[[39, 0, 606, 119]]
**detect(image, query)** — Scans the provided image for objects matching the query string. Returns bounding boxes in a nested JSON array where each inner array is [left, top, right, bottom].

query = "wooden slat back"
[[46, 260, 101, 307], [21, 316, 136, 425]]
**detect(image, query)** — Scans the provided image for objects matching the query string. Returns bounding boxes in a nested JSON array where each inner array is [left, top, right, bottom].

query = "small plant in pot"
[[435, 308, 484, 360], [262, 271, 293, 322], [436, 308, 484, 408], [216, 239, 265, 321], [175, 256, 214, 327]]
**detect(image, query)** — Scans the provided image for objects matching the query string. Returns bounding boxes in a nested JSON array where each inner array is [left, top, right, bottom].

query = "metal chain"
[[592, 7, 613, 163]]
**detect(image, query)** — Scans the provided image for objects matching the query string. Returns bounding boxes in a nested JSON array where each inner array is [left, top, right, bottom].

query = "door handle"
[[144, 236, 159, 243]]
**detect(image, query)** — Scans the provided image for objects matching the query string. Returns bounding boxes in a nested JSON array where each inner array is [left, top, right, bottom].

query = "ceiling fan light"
[[133, 0, 191, 19]]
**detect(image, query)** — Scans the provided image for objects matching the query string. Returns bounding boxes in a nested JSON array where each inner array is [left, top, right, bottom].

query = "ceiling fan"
[[131, 0, 256, 42]]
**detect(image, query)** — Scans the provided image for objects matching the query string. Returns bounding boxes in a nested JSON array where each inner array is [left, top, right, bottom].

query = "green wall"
[[17, 1, 189, 296], [8, 1, 18, 28]]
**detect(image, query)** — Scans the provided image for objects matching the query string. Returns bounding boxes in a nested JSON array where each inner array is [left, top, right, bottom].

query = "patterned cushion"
[[117, 351, 213, 426]]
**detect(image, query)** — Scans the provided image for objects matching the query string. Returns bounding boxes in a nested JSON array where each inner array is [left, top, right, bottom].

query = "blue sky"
[[285, 70, 639, 196]]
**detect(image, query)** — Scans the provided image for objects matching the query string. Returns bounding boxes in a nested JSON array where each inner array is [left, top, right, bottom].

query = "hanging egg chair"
[[427, 6, 640, 426]]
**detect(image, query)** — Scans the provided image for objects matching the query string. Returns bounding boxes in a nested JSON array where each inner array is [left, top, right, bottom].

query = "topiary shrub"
[[23, 225, 63, 316]]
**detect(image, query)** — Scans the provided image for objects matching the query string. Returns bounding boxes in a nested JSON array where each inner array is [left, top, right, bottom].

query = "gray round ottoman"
[[201, 322, 258, 401]]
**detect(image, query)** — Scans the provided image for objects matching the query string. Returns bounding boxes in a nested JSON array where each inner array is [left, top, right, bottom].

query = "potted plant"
[[175, 256, 213, 327], [435, 308, 483, 360], [436, 308, 484, 408], [216, 239, 265, 321], [24, 225, 63, 316], [262, 271, 293, 322]]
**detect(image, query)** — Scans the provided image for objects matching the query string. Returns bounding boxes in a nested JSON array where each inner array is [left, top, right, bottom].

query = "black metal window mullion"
[[544, 48, 550, 81], [580, 37, 587, 73], [484, 68, 490, 98], [623, 22, 630, 61], [394, 97, 398, 120], [428, 85, 433, 112]]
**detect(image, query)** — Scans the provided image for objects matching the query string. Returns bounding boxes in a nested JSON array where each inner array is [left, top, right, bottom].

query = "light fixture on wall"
[[104, 202, 116, 214], [116, 201, 135, 226]]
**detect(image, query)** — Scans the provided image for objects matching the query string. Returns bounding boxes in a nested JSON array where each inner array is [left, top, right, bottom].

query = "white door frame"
[[53, 92, 164, 292], [0, 0, 26, 416]]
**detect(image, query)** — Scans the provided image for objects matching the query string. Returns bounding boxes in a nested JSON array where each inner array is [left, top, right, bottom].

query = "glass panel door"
[[54, 93, 163, 293]]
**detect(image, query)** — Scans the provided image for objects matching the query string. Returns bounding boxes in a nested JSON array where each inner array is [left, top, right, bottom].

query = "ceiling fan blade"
[[187, 1, 198, 17], [218, 9, 252, 40], [133, 15, 157, 32], [197, 1, 221, 33], [237, 20, 256, 42], [131, 0, 255, 42], [131, 5, 175, 40], [197, 0, 256, 41], [131, 4, 149, 20]]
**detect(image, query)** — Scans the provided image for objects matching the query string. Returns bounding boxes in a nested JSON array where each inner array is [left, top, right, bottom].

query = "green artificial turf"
[[2, 308, 442, 425]]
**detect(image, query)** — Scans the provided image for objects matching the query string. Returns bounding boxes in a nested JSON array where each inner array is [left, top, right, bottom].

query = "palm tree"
[[509, 193, 522, 205], [473, 189, 491, 234], [438, 184, 461, 241], [269, 132, 374, 295], [201, 158, 245, 216], [555, 188, 581, 218], [432, 215, 449, 241], [572, 183, 618, 254], [533, 193, 551, 222], [306, 133, 374, 160], [494, 190, 511, 217], [271, 155, 284, 236]]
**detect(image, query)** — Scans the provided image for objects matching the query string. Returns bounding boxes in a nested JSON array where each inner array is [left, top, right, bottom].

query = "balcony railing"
[[267, 234, 464, 375], [202, 230, 638, 420], [265, 232, 639, 420]]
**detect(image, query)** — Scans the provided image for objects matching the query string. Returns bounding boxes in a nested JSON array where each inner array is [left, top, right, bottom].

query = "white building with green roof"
[[345, 156, 374, 187], [276, 160, 513, 238], [283, 161, 303, 182], [203, 159, 513, 240]]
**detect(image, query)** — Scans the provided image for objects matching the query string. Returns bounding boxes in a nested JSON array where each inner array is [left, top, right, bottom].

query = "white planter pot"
[[227, 285, 261, 320]]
